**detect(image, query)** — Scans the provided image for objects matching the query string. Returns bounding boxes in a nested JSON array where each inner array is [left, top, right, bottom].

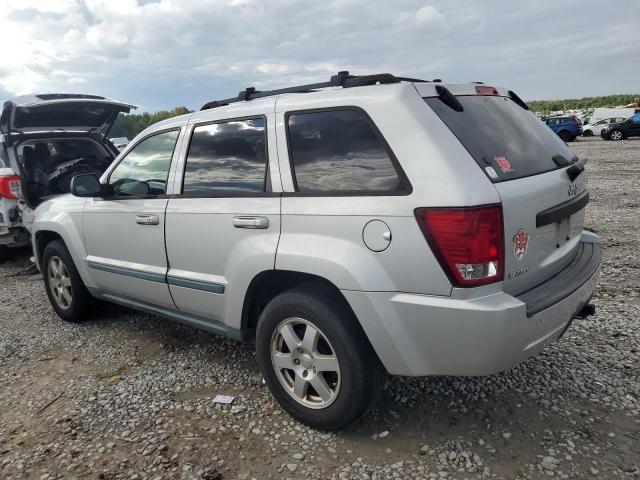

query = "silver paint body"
[[32, 82, 600, 375]]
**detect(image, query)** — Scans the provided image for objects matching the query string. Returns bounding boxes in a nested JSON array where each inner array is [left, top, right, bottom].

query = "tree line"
[[110, 106, 190, 139], [528, 94, 640, 114]]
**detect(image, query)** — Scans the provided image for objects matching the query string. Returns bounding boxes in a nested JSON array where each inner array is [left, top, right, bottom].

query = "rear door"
[[164, 104, 281, 329], [421, 87, 587, 294]]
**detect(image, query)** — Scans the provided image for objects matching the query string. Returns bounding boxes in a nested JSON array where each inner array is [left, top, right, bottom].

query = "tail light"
[[415, 205, 504, 287], [0, 175, 22, 199]]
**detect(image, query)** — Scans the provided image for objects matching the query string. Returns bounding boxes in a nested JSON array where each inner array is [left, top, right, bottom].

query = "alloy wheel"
[[610, 130, 623, 140], [270, 317, 341, 409], [48, 256, 73, 310]]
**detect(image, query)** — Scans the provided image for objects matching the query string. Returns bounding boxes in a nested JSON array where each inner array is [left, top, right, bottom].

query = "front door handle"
[[232, 216, 269, 229], [135, 214, 159, 225]]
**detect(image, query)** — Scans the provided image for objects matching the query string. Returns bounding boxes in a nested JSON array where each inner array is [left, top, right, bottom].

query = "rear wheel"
[[559, 130, 572, 142], [0, 245, 8, 263], [255, 287, 385, 430], [42, 240, 94, 322], [609, 129, 624, 141]]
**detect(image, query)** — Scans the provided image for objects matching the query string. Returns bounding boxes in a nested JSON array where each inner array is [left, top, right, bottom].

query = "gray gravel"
[[0, 136, 638, 479]]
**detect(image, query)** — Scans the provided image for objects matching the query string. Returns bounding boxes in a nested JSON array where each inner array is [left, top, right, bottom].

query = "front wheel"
[[608, 129, 624, 141], [0, 245, 8, 263], [583, 130, 593, 137], [42, 240, 94, 322], [255, 287, 385, 430]]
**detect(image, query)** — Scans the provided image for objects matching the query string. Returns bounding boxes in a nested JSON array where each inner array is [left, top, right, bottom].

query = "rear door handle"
[[135, 214, 159, 225], [232, 216, 269, 229]]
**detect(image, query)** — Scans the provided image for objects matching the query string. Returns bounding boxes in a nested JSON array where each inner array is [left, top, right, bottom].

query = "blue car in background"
[[545, 115, 583, 142]]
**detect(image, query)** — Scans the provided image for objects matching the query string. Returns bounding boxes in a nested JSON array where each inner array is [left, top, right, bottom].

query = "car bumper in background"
[[344, 232, 601, 376]]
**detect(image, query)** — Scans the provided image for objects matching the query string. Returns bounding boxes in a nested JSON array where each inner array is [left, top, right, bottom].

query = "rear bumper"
[[344, 232, 601, 376]]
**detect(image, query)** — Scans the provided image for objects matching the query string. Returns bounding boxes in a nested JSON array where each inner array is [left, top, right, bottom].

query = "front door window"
[[109, 130, 179, 196]]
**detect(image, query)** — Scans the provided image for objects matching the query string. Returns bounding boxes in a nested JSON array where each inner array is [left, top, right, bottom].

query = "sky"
[[1, 0, 639, 112]]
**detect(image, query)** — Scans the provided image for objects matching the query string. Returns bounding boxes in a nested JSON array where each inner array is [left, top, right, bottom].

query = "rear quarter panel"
[[274, 84, 500, 295]]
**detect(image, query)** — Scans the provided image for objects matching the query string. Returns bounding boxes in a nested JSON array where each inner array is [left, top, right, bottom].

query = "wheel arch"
[[34, 230, 64, 265], [33, 225, 95, 289], [241, 270, 353, 332]]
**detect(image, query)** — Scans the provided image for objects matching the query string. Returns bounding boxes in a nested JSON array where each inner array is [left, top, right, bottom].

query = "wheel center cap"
[[300, 354, 313, 369]]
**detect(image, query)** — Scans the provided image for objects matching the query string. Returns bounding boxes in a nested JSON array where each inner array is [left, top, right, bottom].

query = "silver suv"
[[31, 73, 601, 430]]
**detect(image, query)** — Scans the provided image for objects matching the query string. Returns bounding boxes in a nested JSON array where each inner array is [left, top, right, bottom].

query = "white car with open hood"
[[0, 94, 135, 261]]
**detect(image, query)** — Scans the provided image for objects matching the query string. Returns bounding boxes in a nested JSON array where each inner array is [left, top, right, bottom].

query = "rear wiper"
[[566, 161, 584, 182], [552, 154, 570, 167]]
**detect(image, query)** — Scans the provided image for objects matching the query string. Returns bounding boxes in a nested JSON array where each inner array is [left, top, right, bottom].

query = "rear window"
[[287, 109, 408, 193], [425, 96, 576, 182]]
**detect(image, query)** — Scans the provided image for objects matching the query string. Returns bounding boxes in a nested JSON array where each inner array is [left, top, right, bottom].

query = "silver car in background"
[[31, 73, 601, 430]]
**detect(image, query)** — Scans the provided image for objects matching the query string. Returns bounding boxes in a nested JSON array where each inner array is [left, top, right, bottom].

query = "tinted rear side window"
[[183, 118, 267, 194], [425, 96, 576, 182], [287, 109, 407, 193]]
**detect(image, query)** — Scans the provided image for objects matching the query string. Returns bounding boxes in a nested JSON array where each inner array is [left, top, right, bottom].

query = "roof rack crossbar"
[[200, 71, 428, 110]]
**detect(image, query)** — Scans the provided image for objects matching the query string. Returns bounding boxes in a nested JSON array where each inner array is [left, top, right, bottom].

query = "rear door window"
[[182, 117, 267, 195], [286, 109, 408, 193], [425, 96, 576, 182]]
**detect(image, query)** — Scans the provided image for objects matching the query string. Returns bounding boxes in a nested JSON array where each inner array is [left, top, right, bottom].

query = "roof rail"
[[200, 71, 428, 110]]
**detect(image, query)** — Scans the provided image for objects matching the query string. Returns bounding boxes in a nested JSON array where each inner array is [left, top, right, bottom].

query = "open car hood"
[[0, 94, 136, 143]]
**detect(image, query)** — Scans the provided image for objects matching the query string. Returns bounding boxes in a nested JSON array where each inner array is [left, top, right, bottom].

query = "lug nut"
[[294, 359, 300, 365], [303, 370, 308, 377]]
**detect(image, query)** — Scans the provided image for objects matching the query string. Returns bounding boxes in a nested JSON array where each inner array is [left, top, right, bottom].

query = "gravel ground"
[[0, 136, 638, 480]]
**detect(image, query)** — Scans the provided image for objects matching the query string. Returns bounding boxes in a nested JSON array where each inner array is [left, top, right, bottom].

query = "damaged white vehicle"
[[0, 94, 135, 261]]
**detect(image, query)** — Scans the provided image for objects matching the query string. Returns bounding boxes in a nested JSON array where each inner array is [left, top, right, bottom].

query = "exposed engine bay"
[[17, 138, 114, 207]]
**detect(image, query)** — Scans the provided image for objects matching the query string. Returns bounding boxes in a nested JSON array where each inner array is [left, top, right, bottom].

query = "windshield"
[[425, 95, 576, 182]]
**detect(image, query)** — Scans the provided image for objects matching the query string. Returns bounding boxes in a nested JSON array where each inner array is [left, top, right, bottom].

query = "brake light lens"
[[0, 175, 22, 199], [415, 205, 504, 287], [475, 85, 498, 96]]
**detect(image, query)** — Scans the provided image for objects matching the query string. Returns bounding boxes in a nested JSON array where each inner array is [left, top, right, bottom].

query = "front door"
[[164, 112, 281, 330], [84, 128, 182, 308]]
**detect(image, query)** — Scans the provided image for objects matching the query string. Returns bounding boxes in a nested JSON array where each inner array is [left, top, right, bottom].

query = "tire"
[[0, 245, 8, 263], [558, 130, 572, 142], [255, 287, 385, 430], [42, 240, 93, 322], [608, 129, 624, 141], [583, 130, 593, 137]]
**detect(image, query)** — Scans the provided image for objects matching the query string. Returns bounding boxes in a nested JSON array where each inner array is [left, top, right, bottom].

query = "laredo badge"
[[513, 229, 529, 261]]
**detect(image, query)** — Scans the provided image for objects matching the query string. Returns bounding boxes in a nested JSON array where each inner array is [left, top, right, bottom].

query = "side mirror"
[[70, 173, 103, 197]]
